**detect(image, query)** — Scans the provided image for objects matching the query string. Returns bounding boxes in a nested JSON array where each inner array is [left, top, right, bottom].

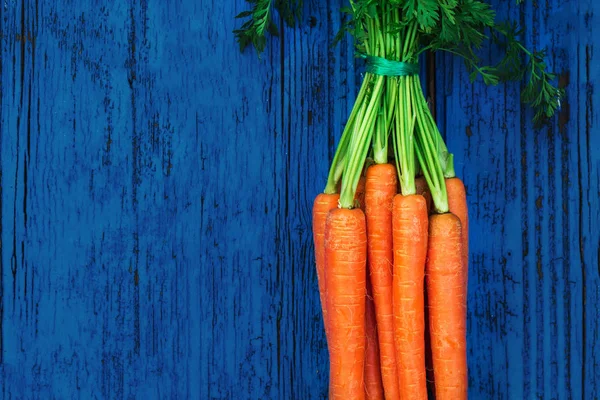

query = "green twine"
[[359, 54, 419, 77]]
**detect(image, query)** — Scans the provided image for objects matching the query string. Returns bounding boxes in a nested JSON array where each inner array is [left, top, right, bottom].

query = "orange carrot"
[[424, 287, 435, 399], [415, 177, 434, 393], [355, 175, 367, 211], [364, 163, 400, 399], [392, 194, 429, 400], [325, 208, 367, 400], [415, 176, 432, 214], [312, 193, 340, 343], [427, 213, 467, 400], [365, 277, 385, 400], [446, 177, 469, 286]]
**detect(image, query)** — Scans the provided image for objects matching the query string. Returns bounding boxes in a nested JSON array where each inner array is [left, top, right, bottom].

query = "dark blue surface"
[[0, 0, 598, 399]]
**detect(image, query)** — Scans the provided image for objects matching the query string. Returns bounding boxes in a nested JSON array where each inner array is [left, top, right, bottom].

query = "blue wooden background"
[[1, 0, 598, 399]]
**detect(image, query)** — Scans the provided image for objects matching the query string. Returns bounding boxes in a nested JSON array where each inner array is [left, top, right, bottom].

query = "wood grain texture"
[[435, 1, 600, 399], [0, 0, 357, 398], [0, 0, 598, 399]]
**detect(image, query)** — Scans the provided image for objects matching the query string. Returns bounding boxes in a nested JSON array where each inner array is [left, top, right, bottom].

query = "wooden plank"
[[277, 1, 357, 398], [0, 0, 357, 398], [436, 0, 600, 398]]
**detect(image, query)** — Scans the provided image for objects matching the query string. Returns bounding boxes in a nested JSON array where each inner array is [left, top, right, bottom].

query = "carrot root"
[[446, 177, 469, 287], [355, 175, 367, 211], [415, 176, 432, 214], [365, 277, 385, 400], [427, 213, 467, 400], [325, 208, 368, 400], [312, 193, 341, 344], [364, 164, 401, 399], [392, 194, 429, 400]]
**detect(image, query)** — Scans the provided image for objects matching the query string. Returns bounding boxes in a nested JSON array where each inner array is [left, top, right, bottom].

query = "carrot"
[[363, 173, 382, 400], [355, 175, 367, 211], [325, 208, 367, 400], [365, 277, 384, 400], [415, 176, 432, 214], [312, 193, 340, 343], [427, 213, 467, 400], [364, 163, 400, 399], [415, 177, 434, 393], [424, 281, 435, 398], [424, 287, 435, 399], [446, 177, 469, 286], [392, 194, 429, 400]]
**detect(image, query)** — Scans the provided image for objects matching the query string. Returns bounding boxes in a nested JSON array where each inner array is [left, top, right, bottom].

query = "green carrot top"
[[235, 0, 564, 126]]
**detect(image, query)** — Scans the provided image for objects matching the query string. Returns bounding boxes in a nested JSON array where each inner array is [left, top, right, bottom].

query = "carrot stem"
[[394, 76, 417, 195], [324, 81, 370, 194], [373, 101, 388, 165], [412, 77, 449, 213], [422, 108, 455, 179], [339, 74, 385, 209]]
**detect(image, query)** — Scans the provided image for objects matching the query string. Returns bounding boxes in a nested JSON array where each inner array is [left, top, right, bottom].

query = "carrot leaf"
[[233, 0, 303, 55]]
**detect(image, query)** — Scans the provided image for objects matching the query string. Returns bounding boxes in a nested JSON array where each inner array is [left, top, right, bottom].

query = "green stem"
[[392, 94, 401, 169], [374, 14, 385, 58], [425, 111, 456, 178], [402, 21, 418, 62], [393, 76, 417, 195], [385, 4, 393, 56], [390, 18, 420, 195], [339, 74, 385, 208], [372, 10, 388, 165], [411, 77, 449, 213], [413, 78, 456, 178], [386, 77, 397, 127], [373, 102, 387, 164], [383, 8, 402, 160], [324, 78, 370, 194]]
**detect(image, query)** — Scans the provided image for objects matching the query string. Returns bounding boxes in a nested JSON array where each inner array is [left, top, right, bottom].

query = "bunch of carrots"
[[307, 2, 561, 400], [314, 132, 467, 400], [233, 0, 562, 399], [312, 43, 469, 400]]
